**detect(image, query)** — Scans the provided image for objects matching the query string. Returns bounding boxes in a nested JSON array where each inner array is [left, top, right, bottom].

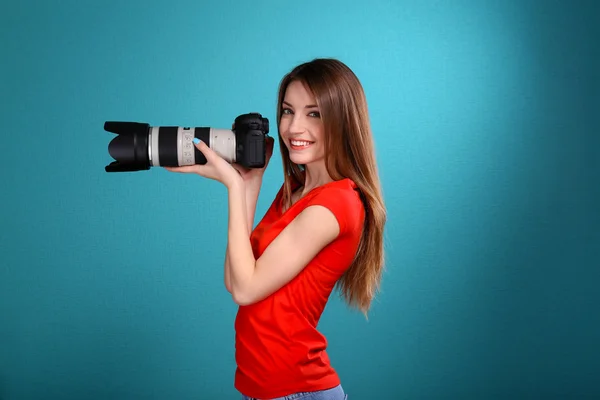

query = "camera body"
[[104, 112, 269, 172]]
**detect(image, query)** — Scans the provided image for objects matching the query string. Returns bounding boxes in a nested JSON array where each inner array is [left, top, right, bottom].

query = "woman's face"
[[279, 80, 325, 166]]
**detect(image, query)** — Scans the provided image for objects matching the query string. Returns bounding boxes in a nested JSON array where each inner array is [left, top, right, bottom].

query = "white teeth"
[[291, 140, 312, 146]]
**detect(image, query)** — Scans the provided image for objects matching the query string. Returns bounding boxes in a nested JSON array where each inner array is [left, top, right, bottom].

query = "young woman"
[[166, 58, 386, 400]]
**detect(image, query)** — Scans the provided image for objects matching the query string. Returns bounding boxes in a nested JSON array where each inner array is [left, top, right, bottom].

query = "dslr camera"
[[104, 112, 269, 172]]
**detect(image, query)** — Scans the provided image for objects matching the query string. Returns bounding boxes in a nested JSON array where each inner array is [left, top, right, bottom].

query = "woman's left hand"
[[164, 138, 241, 188]]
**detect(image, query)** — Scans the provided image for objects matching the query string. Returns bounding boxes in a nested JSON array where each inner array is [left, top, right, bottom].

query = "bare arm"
[[223, 133, 273, 294], [224, 181, 261, 293], [226, 179, 340, 306]]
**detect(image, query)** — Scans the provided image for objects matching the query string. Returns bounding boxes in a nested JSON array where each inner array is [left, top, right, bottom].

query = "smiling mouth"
[[290, 140, 314, 150]]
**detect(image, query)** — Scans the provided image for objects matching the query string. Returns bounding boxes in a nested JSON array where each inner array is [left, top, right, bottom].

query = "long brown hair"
[[276, 58, 387, 318]]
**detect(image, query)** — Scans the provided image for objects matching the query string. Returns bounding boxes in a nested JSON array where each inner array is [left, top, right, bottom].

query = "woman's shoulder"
[[306, 178, 365, 234], [315, 178, 361, 202], [291, 177, 362, 204], [272, 177, 363, 216]]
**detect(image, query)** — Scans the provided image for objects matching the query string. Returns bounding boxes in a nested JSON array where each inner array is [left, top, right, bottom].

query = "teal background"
[[1, 0, 598, 399]]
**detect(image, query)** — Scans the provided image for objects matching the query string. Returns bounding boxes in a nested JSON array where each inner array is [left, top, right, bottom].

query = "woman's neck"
[[300, 162, 334, 194]]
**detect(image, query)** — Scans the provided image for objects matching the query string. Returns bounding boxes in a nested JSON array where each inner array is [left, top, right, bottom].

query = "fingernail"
[[193, 138, 200, 144]]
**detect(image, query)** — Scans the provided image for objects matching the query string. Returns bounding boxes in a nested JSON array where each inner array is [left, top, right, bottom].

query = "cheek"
[[310, 123, 324, 139], [278, 117, 290, 132], [317, 141, 326, 155]]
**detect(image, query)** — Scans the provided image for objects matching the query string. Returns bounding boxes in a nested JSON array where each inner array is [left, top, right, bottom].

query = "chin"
[[286, 143, 324, 166], [290, 155, 325, 168], [289, 155, 311, 165]]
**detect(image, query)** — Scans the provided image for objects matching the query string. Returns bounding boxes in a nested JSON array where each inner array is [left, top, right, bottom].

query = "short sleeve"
[[306, 187, 362, 237]]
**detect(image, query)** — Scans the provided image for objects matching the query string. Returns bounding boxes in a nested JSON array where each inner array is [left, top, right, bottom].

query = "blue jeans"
[[241, 384, 347, 400]]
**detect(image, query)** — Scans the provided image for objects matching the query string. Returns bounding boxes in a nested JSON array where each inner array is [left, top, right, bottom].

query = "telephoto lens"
[[104, 113, 269, 172]]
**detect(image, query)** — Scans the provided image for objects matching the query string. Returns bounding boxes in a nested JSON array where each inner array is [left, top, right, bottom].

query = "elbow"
[[231, 288, 255, 306]]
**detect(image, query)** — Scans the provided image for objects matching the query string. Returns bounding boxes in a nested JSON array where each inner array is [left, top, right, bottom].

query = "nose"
[[288, 114, 306, 135]]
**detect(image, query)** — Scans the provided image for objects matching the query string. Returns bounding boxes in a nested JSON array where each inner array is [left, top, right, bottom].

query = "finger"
[[192, 138, 211, 158], [193, 138, 206, 149], [164, 165, 202, 174], [232, 163, 250, 174], [193, 138, 213, 156]]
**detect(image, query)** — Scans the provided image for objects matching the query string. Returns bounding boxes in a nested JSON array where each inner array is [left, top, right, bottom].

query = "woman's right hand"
[[230, 123, 275, 187]]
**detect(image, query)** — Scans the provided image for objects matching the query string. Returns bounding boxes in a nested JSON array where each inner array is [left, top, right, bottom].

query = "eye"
[[308, 111, 321, 118], [281, 107, 293, 115]]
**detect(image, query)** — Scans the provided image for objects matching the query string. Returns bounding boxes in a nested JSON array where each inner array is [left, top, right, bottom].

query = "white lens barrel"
[[210, 129, 236, 163], [179, 127, 195, 166], [149, 127, 160, 166], [148, 126, 236, 167]]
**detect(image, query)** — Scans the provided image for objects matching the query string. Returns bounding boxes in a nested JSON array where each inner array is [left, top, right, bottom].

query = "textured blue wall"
[[1, 0, 598, 399]]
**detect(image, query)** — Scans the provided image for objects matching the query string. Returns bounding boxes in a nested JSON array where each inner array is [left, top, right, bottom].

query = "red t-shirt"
[[234, 178, 365, 399]]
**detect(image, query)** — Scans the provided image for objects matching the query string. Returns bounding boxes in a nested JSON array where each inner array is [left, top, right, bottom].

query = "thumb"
[[267, 136, 275, 153], [193, 138, 210, 153], [193, 138, 214, 160]]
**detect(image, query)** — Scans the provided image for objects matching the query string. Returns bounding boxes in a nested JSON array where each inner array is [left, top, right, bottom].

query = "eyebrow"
[[282, 100, 319, 108]]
